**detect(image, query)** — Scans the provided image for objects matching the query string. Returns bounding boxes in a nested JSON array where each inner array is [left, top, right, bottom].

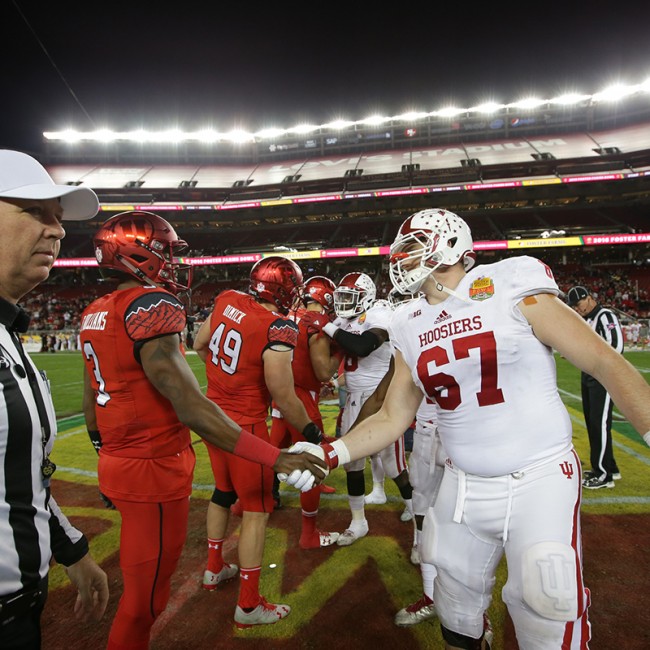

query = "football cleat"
[[583, 476, 615, 489], [613, 472, 622, 480], [319, 483, 336, 494], [394, 594, 436, 626], [336, 522, 369, 546], [299, 530, 340, 549], [364, 488, 387, 505], [202, 563, 238, 591], [400, 506, 414, 522], [234, 597, 290, 628]]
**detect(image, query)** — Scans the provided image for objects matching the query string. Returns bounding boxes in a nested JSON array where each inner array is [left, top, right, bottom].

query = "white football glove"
[[276, 441, 329, 492], [281, 468, 316, 492]]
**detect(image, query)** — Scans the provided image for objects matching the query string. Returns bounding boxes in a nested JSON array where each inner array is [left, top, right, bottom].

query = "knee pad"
[[521, 541, 581, 621], [440, 625, 484, 650], [346, 469, 366, 497], [210, 488, 237, 508]]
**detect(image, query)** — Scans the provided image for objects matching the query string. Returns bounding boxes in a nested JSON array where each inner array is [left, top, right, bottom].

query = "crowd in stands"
[[25, 247, 650, 348]]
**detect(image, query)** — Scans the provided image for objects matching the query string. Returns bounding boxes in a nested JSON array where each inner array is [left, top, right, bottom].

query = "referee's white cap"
[[0, 150, 99, 221]]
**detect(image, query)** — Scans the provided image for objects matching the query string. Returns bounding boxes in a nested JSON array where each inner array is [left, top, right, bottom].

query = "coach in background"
[[0, 150, 109, 648], [567, 285, 623, 489]]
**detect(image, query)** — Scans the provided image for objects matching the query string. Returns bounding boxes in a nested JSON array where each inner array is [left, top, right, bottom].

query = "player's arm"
[[264, 346, 314, 433], [351, 355, 395, 428], [322, 323, 388, 357], [308, 331, 342, 382], [520, 292, 650, 444], [192, 315, 213, 362], [82, 364, 104, 453], [141, 334, 326, 477], [323, 350, 422, 467]]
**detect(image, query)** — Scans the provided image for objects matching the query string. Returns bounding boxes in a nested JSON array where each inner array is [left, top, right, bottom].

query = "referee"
[[0, 150, 109, 648], [567, 285, 623, 489]]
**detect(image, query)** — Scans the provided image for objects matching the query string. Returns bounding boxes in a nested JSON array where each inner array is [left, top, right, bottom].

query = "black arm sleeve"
[[332, 328, 383, 357], [87, 429, 102, 454]]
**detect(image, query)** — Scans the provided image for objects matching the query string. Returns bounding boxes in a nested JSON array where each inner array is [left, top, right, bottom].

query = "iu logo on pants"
[[559, 461, 574, 479]]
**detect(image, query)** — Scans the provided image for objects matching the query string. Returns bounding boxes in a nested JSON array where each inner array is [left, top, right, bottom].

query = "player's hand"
[[274, 448, 327, 492], [302, 311, 329, 337]]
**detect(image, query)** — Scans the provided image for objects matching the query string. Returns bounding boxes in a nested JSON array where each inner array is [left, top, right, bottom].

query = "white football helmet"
[[388, 287, 421, 308], [334, 272, 376, 318], [389, 208, 476, 294]]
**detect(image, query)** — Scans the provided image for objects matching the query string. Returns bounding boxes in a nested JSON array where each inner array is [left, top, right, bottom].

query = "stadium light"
[[435, 106, 467, 117], [508, 97, 546, 110], [473, 102, 505, 114], [42, 77, 650, 144], [549, 93, 591, 106], [592, 83, 637, 102], [323, 119, 356, 130], [359, 115, 391, 126]]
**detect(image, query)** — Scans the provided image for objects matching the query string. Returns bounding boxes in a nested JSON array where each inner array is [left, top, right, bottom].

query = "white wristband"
[[644, 431, 650, 447], [323, 322, 338, 338], [331, 438, 351, 465]]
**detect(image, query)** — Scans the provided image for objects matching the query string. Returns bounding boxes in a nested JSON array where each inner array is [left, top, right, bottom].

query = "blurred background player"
[[270, 275, 342, 548], [193, 256, 325, 627], [567, 285, 623, 489], [81, 214, 325, 647], [319, 272, 413, 546]]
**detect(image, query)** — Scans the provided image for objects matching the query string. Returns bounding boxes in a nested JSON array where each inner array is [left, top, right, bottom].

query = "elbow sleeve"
[[332, 329, 381, 357]]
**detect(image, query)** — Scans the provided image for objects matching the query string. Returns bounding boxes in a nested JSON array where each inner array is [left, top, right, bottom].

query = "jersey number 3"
[[416, 331, 505, 410]]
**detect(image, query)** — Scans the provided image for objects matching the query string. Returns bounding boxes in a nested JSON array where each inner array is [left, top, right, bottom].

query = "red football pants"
[[107, 496, 189, 650]]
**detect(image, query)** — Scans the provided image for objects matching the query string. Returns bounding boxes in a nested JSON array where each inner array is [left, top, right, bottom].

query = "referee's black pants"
[[581, 376, 619, 481], [0, 577, 48, 650]]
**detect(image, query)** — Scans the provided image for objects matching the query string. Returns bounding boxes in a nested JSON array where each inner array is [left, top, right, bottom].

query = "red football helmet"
[[302, 275, 336, 316], [249, 256, 304, 315], [93, 210, 193, 295]]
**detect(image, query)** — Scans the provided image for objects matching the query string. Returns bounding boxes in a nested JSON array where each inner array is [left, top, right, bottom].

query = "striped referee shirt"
[[0, 296, 88, 597], [582, 303, 624, 379]]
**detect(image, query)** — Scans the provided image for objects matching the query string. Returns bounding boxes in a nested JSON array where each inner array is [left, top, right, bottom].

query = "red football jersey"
[[290, 307, 331, 392], [80, 285, 190, 459], [204, 290, 298, 424]]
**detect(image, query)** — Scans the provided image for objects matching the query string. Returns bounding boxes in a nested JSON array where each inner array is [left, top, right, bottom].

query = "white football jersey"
[[335, 303, 393, 393], [416, 396, 437, 430], [389, 255, 572, 476]]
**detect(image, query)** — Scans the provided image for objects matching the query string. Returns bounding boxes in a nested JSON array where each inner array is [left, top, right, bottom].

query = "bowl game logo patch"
[[469, 277, 495, 301]]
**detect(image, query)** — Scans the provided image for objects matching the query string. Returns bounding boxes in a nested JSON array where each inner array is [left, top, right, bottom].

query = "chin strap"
[[434, 279, 472, 303]]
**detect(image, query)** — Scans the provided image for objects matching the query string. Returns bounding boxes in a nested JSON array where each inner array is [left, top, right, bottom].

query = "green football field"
[[33, 348, 650, 509], [31, 350, 650, 648]]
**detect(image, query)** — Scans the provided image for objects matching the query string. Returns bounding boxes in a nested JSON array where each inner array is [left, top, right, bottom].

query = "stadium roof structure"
[[42, 91, 650, 260]]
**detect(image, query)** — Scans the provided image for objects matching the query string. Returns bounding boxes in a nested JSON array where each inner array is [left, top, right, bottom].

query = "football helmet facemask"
[[93, 210, 193, 295], [388, 287, 421, 308], [302, 275, 336, 316], [389, 209, 476, 294], [249, 256, 304, 315], [333, 272, 376, 318]]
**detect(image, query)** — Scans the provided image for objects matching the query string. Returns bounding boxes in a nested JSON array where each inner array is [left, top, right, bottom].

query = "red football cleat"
[[319, 483, 336, 494]]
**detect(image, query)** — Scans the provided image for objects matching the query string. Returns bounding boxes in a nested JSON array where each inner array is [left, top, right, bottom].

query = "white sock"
[[421, 562, 437, 601]]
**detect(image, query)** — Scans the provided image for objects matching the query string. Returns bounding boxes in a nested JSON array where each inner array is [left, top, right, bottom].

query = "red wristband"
[[320, 443, 339, 469], [233, 428, 281, 468]]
